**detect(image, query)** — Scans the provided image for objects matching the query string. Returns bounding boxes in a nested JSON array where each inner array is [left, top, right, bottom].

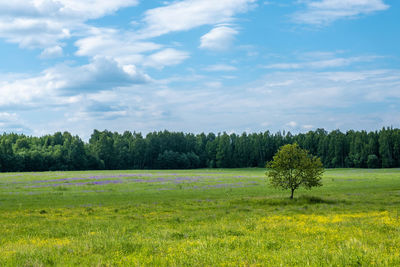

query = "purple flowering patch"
[[26, 180, 123, 188], [32, 177, 88, 183], [18, 171, 257, 190], [91, 180, 123, 185]]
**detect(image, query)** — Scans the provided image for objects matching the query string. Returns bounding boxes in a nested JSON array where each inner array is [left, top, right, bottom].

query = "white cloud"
[[73, 0, 254, 68], [0, 112, 17, 120], [0, 112, 30, 133], [247, 70, 400, 110], [286, 121, 298, 128], [40, 45, 63, 58], [144, 48, 190, 69], [127, 69, 400, 132], [264, 55, 379, 69], [56, 57, 150, 93], [66, 99, 129, 122], [200, 26, 238, 51], [138, 0, 255, 38], [204, 64, 237, 72], [303, 125, 314, 130], [75, 27, 162, 65], [0, 18, 71, 49], [264, 63, 302, 70], [0, 0, 139, 19], [1, 1, 398, 136], [170, 68, 400, 132], [56, 0, 139, 19], [4, 66, 400, 136], [0, 74, 56, 107], [204, 81, 223, 88], [294, 0, 389, 25], [58, 59, 150, 96], [0, 57, 150, 107], [0, 0, 139, 49]]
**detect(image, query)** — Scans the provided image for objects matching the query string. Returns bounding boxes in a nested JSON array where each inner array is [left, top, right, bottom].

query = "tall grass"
[[0, 168, 399, 266]]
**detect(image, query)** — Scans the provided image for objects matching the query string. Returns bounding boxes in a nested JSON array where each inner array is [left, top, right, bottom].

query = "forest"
[[0, 127, 399, 172]]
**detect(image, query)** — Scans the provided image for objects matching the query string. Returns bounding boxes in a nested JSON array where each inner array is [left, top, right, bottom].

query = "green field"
[[0, 168, 400, 266]]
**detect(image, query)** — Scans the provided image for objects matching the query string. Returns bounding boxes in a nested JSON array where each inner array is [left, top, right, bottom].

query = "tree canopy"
[[0, 127, 399, 171], [266, 143, 324, 199]]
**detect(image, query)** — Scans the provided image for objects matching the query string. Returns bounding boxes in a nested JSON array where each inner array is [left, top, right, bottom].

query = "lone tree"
[[266, 143, 324, 199]]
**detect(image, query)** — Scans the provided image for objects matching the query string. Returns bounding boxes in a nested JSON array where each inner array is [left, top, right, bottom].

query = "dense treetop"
[[0, 128, 399, 172], [267, 143, 324, 199]]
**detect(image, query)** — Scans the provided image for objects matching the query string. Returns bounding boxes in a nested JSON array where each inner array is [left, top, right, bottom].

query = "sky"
[[0, 0, 399, 139]]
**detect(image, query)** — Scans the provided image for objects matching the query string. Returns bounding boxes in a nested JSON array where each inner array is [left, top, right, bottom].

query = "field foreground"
[[0, 168, 400, 266]]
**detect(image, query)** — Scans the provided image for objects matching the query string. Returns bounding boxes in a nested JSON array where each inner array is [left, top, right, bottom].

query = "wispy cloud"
[[0, 112, 30, 133], [137, 0, 255, 39], [4, 66, 400, 135], [82, 69, 400, 133], [200, 25, 238, 51], [143, 48, 190, 69], [73, 0, 256, 69], [264, 55, 380, 69], [40, 45, 63, 58], [68, 100, 129, 122], [74, 27, 162, 65], [294, 0, 389, 25], [0, 0, 139, 50], [204, 64, 238, 72], [248, 69, 400, 108]]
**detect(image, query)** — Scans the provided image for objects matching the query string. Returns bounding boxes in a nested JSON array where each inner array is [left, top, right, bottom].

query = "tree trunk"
[[290, 188, 295, 199]]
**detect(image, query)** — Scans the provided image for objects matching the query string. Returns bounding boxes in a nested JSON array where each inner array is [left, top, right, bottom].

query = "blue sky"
[[0, 0, 399, 139]]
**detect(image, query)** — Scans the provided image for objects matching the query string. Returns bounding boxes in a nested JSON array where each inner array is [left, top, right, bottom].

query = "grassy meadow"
[[0, 168, 399, 266]]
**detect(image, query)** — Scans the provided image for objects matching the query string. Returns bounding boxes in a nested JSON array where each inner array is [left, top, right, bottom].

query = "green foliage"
[[267, 144, 324, 198], [216, 133, 233, 168], [1, 127, 400, 171], [156, 150, 200, 169], [367, 154, 380, 168]]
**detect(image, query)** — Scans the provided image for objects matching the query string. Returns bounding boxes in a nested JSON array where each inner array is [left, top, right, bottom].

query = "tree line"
[[0, 128, 399, 172]]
